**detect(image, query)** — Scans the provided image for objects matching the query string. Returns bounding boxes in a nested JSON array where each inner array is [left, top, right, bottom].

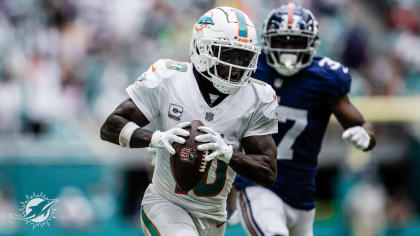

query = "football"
[[170, 120, 211, 192]]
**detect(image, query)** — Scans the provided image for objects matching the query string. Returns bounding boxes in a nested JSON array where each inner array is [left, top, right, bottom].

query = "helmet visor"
[[270, 35, 309, 49]]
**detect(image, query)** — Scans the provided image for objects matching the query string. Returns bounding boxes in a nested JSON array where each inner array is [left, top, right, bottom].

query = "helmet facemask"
[[262, 33, 318, 76], [193, 38, 260, 94]]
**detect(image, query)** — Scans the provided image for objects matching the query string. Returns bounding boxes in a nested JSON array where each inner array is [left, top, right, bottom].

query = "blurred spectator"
[[56, 186, 95, 229], [0, 189, 18, 234], [0, 69, 22, 134], [387, 1, 419, 33], [344, 181, 387, 236], [88, 183, 117, 222], [342, 26, 369, 70], [385, 194, 416, 230]]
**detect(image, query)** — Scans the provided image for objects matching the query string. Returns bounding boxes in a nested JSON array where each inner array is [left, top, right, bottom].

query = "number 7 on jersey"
[[276, 105, 308, 160]]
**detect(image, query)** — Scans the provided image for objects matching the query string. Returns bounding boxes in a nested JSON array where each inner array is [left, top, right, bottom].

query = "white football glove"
[[342, 126, 371, 150], [195, 126, 233, 164], [149, 122, 190, 155]]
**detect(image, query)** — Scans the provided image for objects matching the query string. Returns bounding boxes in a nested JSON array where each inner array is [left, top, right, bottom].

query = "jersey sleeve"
[[126, 60, 167, 122], [323, 71, 351, 97], [243, 86, 279, 138]]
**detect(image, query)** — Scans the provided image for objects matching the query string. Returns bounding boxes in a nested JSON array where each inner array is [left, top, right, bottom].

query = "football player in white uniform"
[[100, 7, 279, 236]]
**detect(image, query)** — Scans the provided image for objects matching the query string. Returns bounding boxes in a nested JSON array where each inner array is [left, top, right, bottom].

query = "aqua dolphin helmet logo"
[[195, 15, 215, 32], [197, 16, 215, 26], [10, 192, 59, 229]]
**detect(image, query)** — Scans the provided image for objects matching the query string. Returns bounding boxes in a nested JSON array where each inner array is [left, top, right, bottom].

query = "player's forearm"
[[100, 114, 153, 148], [130, 128, 153, 148], [100, 113, 126, 144], [362, 122, 376, 151], [229, 151, 277, 188]]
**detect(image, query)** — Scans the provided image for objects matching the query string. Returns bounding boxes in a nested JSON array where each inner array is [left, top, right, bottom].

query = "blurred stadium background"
[[0, 0, 420, 235]]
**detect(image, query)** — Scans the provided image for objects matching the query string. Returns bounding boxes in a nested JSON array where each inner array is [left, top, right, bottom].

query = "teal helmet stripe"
[[233, 9, 248, 38]]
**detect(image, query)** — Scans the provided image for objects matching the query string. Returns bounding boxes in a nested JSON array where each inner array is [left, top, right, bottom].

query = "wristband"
[[119, 122, 140, 148]]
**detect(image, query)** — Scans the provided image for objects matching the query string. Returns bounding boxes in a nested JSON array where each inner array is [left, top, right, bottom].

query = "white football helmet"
[[190, 7, 260, 94]]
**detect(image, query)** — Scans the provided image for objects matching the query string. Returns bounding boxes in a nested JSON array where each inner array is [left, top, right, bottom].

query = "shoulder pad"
[[135, 59, 189, 88], [309, 56, 352, 96], [312, 56, 350, 81], [249, 78, 277, 104], [316, 56, 348, 71], [151, 59, 189, 78], [249, 78, 268, 86]]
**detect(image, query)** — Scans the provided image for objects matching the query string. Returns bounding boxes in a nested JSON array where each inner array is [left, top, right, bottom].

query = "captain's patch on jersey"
[[168, 103, 183, 121]]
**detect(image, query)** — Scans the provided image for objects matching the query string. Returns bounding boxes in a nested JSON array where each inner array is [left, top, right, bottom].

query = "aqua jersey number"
[[165, 60, 187, 72], [175, 160, 228, 197]]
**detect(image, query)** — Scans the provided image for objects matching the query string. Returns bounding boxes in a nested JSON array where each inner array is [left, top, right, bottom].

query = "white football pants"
[[140, 185, 226, 236], [237, 186, 315, 236]]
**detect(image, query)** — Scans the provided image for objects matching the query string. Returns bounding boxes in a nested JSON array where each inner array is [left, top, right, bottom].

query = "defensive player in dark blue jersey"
[[233, 3, 376, 236]]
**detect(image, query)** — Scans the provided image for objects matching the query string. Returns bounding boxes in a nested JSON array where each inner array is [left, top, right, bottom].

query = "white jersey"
[[127, 59, 278, 221]]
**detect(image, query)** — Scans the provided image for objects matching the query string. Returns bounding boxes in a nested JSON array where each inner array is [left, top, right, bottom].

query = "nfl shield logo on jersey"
[[205, 112, 214, 121], [274, 78, 283, 88]]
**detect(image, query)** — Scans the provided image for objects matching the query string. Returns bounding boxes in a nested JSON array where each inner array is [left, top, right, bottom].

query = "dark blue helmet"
[[262, 3, 320, 76]]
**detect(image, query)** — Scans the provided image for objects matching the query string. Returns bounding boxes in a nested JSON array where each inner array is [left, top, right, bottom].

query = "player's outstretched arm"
[[329, 95, 376, 151], [231, 135, 277, 188], [100, 98, 153, 148]]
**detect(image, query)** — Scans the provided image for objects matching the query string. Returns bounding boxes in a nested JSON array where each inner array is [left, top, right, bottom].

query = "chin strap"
[[196, 67, 236, 95]]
